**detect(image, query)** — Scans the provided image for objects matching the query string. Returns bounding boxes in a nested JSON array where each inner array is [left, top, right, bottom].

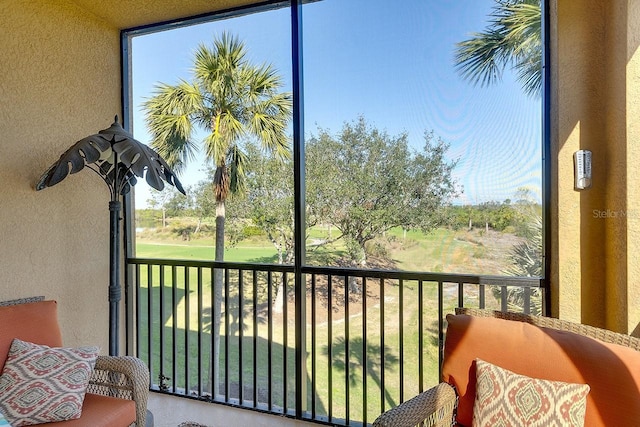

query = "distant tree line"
[[444, 192, 541, 236], [138, 122, 541, 267]]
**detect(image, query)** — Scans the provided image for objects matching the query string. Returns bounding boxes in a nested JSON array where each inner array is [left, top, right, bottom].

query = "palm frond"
[[143, 80, 204, 172], [227, 145, 248, 196], [248, 94, 292, 158], [455, 30, 510, 88], [203, 126, 228, 167], [193, 32, 247, 90], [454, 0, 541, 97]]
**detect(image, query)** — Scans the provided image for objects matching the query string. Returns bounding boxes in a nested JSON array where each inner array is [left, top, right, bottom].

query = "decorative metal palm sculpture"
[[37, 116, 185, 355]]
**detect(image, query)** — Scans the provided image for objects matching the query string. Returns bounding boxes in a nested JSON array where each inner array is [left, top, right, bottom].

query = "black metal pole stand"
[[109, 200, 122, 356]]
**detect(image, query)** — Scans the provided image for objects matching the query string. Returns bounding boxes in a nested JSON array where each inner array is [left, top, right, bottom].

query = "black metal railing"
[[127, 257, 542, 425]]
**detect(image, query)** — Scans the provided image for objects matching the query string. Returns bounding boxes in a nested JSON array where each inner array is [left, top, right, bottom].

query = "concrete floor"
[[147, 393, 318, 427]]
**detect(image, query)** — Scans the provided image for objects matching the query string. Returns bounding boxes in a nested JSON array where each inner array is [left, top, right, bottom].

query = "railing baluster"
[[267, 271, 273, 411], [224, 268, 230, 401], [172, 265, 177, 393], [147, 264, 153, 387], [197, 267, 203, 397], [252, 270, 258, 408], [501, 285, 508, 312], [379, 277, 385, 415], [135, 264, 141, 360], [210, 265, 216, 400], [184, 266, 190, 395], [418, 279, 423, 395], [399, 278, 404, 403], [126, 258, 543, 426], [524, 286, 531, 314], [282, 272, 288, 412], [362, 276, 367, 426], [344, 274, 350, 425], [238, 269, 244, 405], [438, 280, 444, 379], [311, 273, 317, 419], [159, 265, 165, 391], [327, 274, 333, 423]]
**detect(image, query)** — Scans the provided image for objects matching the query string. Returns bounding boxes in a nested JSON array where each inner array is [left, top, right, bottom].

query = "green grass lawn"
[[134, 227, 510, 423], [136, 242, 279, 263]]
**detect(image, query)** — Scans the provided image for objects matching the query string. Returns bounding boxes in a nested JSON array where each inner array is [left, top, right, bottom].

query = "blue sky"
[[130, 0, 541, 208]]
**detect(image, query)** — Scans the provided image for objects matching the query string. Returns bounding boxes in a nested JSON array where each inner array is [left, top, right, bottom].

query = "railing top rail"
[[127, 257, 295, 272], [127, 257, 542, 287], [303, 265, 542, 287]]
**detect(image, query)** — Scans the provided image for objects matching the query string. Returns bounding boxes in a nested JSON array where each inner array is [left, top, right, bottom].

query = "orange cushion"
[[52, 393, 136, 427], [0, 300, 63, 372], [442, 314, 640, 427]]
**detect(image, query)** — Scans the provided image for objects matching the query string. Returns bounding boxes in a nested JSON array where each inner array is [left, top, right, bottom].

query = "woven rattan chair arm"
[[372, 382, 457, 427], [91, 355, 150, 427]]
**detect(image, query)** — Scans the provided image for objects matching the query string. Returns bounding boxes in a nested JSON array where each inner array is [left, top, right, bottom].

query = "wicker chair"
[[87, 355, 150, 426], [0, 297, 150, 427], [372, 308, 640, 427]]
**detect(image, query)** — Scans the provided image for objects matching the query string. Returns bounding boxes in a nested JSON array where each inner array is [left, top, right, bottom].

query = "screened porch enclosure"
[[125, 0, 546, 425]]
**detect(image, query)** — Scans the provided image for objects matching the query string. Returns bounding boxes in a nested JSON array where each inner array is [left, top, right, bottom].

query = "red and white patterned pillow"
[[0, 339, 99, 426], [473, 359, 590, 427]]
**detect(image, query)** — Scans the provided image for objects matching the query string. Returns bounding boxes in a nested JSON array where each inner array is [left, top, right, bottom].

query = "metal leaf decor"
[[114, 139, 185, 194], [36, 116, 185, 197], [36, 134, 112, 190], [34, 116, 185, 357]]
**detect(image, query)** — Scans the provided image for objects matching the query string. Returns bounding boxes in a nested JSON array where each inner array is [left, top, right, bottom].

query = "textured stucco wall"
[[625, 0, 640, 337], [551, 0, 607, 325], [552, 0, 640, 335], [0, 0, 121, 351]]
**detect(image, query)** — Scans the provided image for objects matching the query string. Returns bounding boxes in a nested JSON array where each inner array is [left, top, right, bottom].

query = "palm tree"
[[144, 32, 292, 394], [500, 214, 543, 314], [454, 0, 542, 97]]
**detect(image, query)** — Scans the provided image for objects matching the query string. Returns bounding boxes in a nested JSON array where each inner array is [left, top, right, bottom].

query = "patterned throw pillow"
[[473, 359, 590, 427], [0, 339, 99, 426]]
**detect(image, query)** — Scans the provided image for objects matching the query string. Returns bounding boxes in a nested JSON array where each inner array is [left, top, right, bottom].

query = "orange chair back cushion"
[[0, 301, 63, 372], [442, 314, 640, 426]]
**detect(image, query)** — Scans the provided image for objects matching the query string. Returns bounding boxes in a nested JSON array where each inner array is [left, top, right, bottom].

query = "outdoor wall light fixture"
[[36, 116, 185, 356]]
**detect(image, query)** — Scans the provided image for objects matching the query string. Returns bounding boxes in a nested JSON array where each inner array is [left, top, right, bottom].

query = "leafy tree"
[[164, 187, 192, 218], [242, 143, 295, 265], [455, 0, 542, 97], [146, 188, 175, 228], [306, 117, 458, 266], [234, 142, 325, 312], [143, 32, 292, 394]]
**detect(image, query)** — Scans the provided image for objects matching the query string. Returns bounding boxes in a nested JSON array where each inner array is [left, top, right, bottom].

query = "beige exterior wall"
[[0, 0, 122, 351], [552, 0, 640, 336], [624, 0, 640, 337]]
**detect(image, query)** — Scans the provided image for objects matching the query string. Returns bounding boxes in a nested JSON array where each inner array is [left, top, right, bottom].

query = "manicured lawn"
[[136, 242, 279, 263], [134, 227, 510, 422]]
